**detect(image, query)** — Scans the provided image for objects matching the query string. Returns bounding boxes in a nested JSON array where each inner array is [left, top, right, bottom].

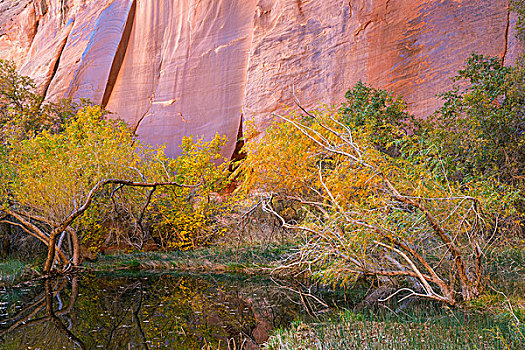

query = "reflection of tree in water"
[[73, 274, 312, 349], [0, 274, 329, 349], [0, 276, 85, 349]]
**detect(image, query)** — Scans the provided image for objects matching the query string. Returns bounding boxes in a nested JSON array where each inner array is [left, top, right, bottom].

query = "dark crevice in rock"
[[31, 7, 41, 46], [230, 115, 246, 163], [354, 20, 372, 37], [132, 96, 153, 135], [29, 1, 47, 46], [33, 17, 40, 38], [41, 27, 70, 100], [295, 0, 304, 17], [384, 0, 391, 22], [502, 5, 511, 65], [36, 0, 47, 16], [101, 0, 136, 108]]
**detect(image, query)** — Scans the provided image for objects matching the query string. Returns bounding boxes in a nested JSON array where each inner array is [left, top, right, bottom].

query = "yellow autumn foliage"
[[239, 105, 519, 304], [2, 105, 231, 260]]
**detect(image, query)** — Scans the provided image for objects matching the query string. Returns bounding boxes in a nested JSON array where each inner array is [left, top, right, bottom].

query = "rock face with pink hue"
[[244, 0, 521, 131], [0, 0, 521, 157]]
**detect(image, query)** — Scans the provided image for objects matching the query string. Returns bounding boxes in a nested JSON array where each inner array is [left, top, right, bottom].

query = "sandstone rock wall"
[[0, 0, 521, 157]]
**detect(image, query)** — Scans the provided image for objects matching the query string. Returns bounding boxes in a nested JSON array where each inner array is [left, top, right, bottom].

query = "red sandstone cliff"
[[0, 0, 521, 157]]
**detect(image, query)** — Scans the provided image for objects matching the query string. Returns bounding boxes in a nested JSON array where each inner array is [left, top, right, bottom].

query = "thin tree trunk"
[[70, 228, 80, 267], [44, 229, 60, 274]]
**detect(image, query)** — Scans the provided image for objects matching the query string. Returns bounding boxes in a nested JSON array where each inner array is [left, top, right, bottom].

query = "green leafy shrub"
[[0, 59, 86, 141], [420, 54, 524, 184], [340, 81, 414, 154]]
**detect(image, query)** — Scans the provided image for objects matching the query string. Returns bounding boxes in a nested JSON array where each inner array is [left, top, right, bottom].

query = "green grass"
[[480, 246, 525, 314], [265, 308, 525, 350], [0, 259, 34, 285], [84, 243, 298, 274]]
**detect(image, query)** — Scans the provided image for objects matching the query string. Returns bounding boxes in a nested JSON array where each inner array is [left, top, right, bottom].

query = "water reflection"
[[0, 273, 336, 349], [1, 277, 84, 349]]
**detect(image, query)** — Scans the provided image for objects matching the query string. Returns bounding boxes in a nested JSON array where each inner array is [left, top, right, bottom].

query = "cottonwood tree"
[[1, 61, 231, 274], [1, 105, 229, 274], [239, 102, 515, 305]]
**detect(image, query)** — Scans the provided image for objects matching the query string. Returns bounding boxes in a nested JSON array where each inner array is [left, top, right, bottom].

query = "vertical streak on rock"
[[238, 1, 261, 140], [42, 25, 71, 100], [30, 1, 44, 45], [57, 0, 136, 103], [101, 0, 137, 107], [60, 0, 69, 25]]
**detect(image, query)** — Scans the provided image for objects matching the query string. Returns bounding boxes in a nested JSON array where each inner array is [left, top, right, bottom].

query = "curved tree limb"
[[44, 178, 200, 274]]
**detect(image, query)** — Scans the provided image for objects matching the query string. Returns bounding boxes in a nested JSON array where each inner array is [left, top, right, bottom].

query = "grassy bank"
[[83, 243, 298, 275], [265, 308, 525, 350], [0, 259, 39, 285]]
